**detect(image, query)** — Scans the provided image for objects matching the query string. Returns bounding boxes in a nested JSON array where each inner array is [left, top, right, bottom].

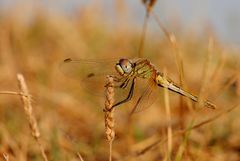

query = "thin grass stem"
[[138, 13, 149, 57], [118, 103, 239, 160], [16, 73, 48, 161], [163, 69, 172, 161], [3, 153, 9, 161]]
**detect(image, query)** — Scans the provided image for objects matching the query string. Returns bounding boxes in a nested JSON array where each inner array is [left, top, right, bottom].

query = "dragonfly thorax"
[[115, 58, 134, 76]]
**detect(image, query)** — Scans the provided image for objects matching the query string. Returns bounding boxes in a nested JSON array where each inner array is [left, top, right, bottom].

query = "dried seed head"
[[17, 74, 40, 139], [104, 76, 115, 142], [17, 74, 48, 161], [142, 0, 157, 13]]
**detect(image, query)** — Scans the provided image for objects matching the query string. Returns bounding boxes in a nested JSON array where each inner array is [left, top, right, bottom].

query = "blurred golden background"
[[0, 1, 239, 161]]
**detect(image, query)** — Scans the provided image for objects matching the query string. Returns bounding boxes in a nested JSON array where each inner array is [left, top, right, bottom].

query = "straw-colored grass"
[[163, 69, 173, 161], [17, 74, 48, 161], [3, 153, 9, 161], [0, 1, 239, 161], [104, 76, 115, 161]]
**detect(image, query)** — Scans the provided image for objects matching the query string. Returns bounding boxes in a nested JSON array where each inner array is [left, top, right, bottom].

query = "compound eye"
[[120, 59, 133, 74]]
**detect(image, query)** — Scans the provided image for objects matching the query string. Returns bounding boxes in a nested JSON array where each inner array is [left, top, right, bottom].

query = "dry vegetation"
[[0, 1, 240, 161]]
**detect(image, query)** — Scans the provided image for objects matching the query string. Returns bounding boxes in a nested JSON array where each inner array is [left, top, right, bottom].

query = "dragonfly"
[[61, 57, 216, 113]]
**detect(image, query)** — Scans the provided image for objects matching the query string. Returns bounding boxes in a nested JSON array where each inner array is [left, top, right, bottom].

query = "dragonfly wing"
[[60, 58, 118, 79], [60, 58, 118, 96], [60, 58, 133, 102], [130, 78, 158, 115]]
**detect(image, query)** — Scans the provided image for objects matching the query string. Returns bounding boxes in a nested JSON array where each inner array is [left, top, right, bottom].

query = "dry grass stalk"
[[3, 153, 9, 161], [163, 69, 172, 160], [151, 11, 184, 87], [16, 73, 48, 161], [151, 11, 187, 127], [152, 12, 185, 89], [104, 75, 115, 161], [198, 37, 213, 107], [0, 91, 28, 97], [214, 72, 239, 98], [142, 0, 158, 13], [77, 152, 84, 161], [209, 51, 226, 95], [119, 103, 239, 160], [174, 122, 193, 161], [140, 0, 184, 79], [138, 0, 157, 57], [138, 14, 148, 58]]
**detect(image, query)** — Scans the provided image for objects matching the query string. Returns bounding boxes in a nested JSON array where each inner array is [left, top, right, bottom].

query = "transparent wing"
[[60, 58, 118, 80], [59, 58, 133, 103], [130, 78, 159, 115], [60, 58, 119, 96]]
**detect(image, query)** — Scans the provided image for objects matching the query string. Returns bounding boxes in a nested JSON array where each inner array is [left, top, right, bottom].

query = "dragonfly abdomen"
[[167, 83, 198, 102], [155, 74, 197, 101], [155, 74, 216, 109]]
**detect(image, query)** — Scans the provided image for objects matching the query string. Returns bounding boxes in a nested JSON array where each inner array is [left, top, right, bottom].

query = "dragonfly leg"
[[105, 77, 130, 89], [109, 78, 136, 111], [120, 78, 131, 89]]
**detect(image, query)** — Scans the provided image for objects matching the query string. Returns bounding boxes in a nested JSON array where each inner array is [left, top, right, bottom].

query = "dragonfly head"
[[115, 58, 134, 76]]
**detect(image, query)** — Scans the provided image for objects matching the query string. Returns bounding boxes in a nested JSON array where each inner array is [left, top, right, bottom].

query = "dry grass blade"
[[174, 121, 193, 161], [212, 56, 240, 98], [0, 91, 28, 97], [118, 103, 239, 160], [77, 152, 85, 161], [188, 104, 238, 129], [163, 69, 172, 160], [198, 37, 213, 107], [17, 73, 48, 161], [214, 71, 239, 98], [3, 153, 9, 161], [138, 0, 157, 57], [151, 11, 184, 84], [104, 75, 115, 161], [210, 51, 226, 83], [138, 13, 149, 58], [209, 51, 226, 95], [151, 10, 186, 127]]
